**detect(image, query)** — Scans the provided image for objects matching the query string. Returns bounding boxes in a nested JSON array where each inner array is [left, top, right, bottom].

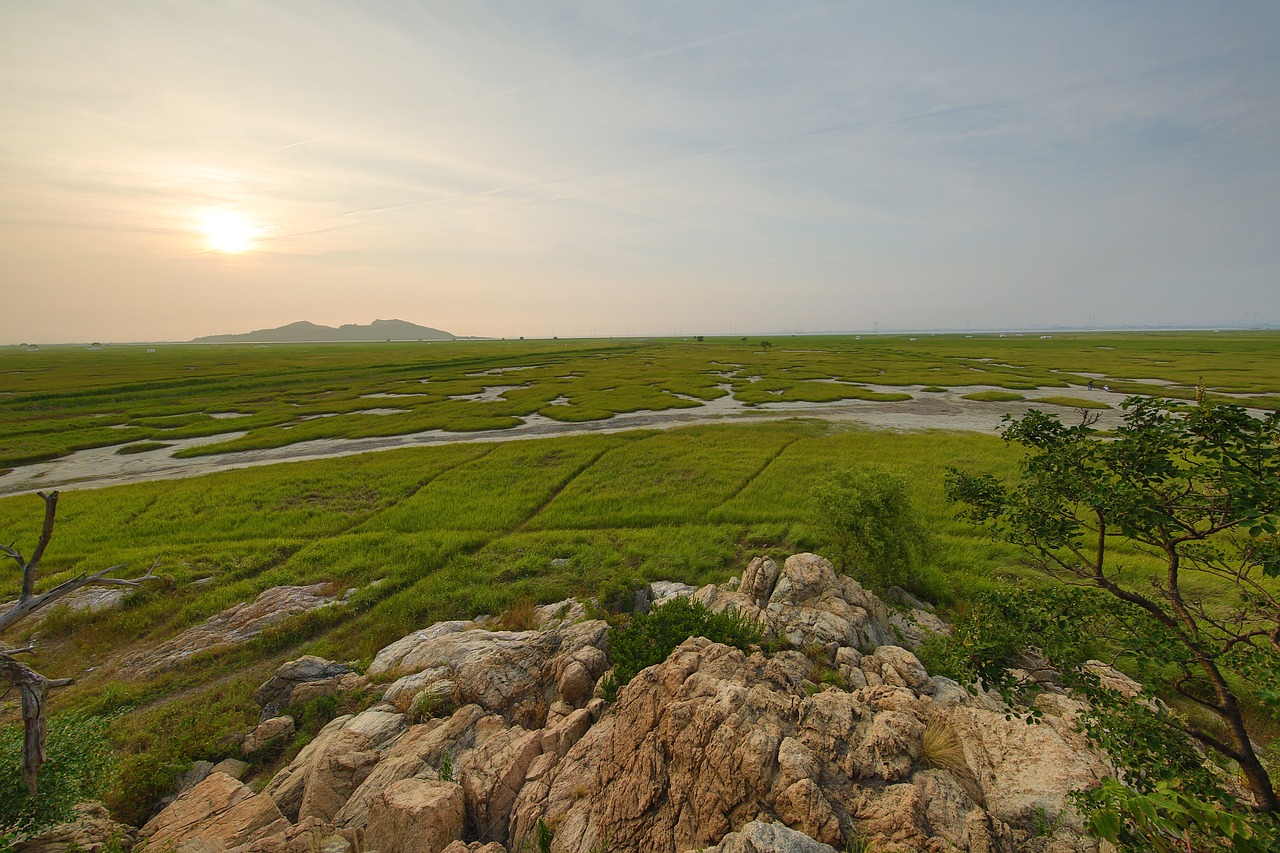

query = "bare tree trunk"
[[2, 490, 157, 794]]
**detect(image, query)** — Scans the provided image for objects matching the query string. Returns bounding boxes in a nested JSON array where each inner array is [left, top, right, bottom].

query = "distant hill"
[[193, 319, 455, 343]]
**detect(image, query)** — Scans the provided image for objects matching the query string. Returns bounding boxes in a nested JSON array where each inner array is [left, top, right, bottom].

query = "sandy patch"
[[448, 385, 527, 402]]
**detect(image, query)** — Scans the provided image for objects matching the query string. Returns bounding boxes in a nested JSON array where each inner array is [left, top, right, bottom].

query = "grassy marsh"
[[4, 331, 1277, 470], [3, 330, 1280, 823]]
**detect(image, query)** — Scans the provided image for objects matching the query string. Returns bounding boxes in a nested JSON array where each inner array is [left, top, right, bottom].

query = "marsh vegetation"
[[1, 331, 1278, 833]]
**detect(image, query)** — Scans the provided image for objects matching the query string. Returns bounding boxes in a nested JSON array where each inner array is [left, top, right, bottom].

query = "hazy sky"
[[3, 1, 1278, 343]]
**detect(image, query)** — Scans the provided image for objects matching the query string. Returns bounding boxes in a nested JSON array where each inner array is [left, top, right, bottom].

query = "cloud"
[[1, 1, 1278, 342]]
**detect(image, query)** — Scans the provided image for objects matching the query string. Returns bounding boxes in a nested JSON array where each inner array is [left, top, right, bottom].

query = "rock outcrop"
[[137, 554, 1112, 853], [128, 584, 341, 674]]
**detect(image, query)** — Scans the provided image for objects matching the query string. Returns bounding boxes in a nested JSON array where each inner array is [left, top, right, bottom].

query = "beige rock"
[[289, 671, 365, 707], [138, 553, 1113, 853], [364, 778, 465, 853], [334, 704, 490, 829], [243, 715, 296, 754], [1083, 660, 1145, 699], [372, 618, 609, 729], [130, 584, 339, 674], [254, 655, 353, 712], [941, 694, 1110, 834], [14, 802, 135, 852], [141, 772, 289, 850], [212, 757, 251, 780], [297, 732, 381, 822], [693, 819, 838, 853]]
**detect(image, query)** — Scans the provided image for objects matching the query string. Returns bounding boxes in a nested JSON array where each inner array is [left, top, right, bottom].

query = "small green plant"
[[407, 685, 456, 723], [608, 597, 762, 690], [813, 464, 932, 590], [532, 817, 554, 853], [594, 575, 644, 615], [843, 834, 879, 853], [438, 749, 453, 783], [0, 713, 114, 840]]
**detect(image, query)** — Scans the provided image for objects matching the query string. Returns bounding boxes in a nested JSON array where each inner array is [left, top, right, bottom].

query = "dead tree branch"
[[1, 490, 158, 795]]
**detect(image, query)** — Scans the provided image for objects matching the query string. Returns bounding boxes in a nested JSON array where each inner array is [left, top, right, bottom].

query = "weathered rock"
[[212, 757, 251, 780], [364, 778, 465, 853], [440, 842, 508, 853], [334, 704, 489, 829], [693, 820, 839, 853], [696, 553, 893, 651], [290, 672, 365, 708], [173, 760, 215, 796], [129, 584, 340, 674], [534, 598, 587, 626], [140, 772, 289, 851], [14, 802, 135, 852], [243, 715, 296, 755], [1083, 660, 1145, 699], [371, 617, 609, 729], [264, 714, 385, 821], [509, 634, 1106, 852], [145, 552, 1114, 853], [253, 655, 355, 715]]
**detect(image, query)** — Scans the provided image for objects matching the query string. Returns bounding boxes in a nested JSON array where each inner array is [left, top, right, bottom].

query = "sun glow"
[[199, 210, 259, 253]]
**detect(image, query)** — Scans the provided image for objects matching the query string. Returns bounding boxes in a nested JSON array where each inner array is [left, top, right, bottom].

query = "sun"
[[199, 210, 258, 253]]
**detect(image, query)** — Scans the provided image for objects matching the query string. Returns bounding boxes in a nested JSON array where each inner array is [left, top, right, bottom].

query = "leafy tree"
[[814, 464, 931, 590], [944, 397, 1280, 823]]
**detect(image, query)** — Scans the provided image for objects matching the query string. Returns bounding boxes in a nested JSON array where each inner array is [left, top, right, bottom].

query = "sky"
[[2, 1, 1278, 343]]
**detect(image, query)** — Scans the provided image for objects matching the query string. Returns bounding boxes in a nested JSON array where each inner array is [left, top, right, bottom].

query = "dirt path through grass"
[[0, 384, 1134, 496]]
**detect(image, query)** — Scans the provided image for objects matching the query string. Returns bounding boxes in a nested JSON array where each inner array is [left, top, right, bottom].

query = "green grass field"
[[3, 331, 1278, 469], [0, 418, 1042, 819], [3, 330, 1279, 823]]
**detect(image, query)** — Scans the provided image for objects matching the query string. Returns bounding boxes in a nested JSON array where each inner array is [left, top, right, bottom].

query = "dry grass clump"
[[922, 718, 985, 806], [495, 597, 539, 631]]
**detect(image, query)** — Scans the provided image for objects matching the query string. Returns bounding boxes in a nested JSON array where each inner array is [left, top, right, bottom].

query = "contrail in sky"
[[279, 4, 840, 151]]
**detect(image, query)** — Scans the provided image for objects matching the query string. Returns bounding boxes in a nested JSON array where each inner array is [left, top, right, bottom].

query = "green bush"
[[0, 713, 114, 840], [608, 596, 761, 692], [812, 464, 932, 591]]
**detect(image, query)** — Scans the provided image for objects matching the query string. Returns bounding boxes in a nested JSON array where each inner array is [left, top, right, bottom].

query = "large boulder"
[[370, 618, 610, 729], [695, 554, 895, 650], [139, 771, 290, 851], [264, 707, 407, 822], [254, 655, 358, 717], [363, 778, 465, 853]]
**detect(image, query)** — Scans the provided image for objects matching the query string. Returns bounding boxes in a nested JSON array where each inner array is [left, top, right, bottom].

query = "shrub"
[[608, 596, 761, 691], [0, 713, 114, 840], [813, 464, 932, 590]]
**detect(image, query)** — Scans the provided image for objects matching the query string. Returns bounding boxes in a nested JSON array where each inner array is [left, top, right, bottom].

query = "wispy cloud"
[[2, 1, 1278, 342]]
